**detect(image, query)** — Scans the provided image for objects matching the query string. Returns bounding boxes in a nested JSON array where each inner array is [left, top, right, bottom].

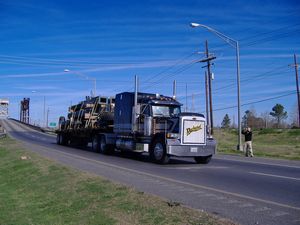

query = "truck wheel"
[[56, 134, 61, 145], [77, 139, 88, 147], [194, 155, 212, 164], [150, 138, 169, 164], [99, 135, 114, 155], [92, 135, 99, 152], [61, 134, 68, 146]]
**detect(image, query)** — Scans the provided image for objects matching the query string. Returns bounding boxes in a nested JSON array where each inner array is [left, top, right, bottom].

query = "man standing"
[[242, 127, 254, 157]]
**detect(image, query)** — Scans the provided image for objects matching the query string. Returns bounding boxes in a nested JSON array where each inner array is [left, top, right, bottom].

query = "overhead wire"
[[210, 91, 296, 113]]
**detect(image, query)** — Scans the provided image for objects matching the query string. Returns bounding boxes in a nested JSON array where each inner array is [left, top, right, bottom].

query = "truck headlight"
[[166, 133, 179, 139]]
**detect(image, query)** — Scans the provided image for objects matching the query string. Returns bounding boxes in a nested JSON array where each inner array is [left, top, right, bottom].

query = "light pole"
[[190, 22, 242, 151], [31, 90, 46, 127], [64, 69, 97, 97]]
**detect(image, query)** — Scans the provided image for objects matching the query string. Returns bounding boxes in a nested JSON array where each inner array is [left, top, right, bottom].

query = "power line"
[[184, 65, 291, 97], [142, 60, 197, 91], [213, 67, 291, 94], [210, 91, 296, 113], [210, 23, 300, 53], [118, 57, 198, 93], [140, 52, 195, 85]]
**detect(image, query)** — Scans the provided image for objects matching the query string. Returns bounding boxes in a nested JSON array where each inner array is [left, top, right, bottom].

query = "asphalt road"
[[1, 119, 300, 225]]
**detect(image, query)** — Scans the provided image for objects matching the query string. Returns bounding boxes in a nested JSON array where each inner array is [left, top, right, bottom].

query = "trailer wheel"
[[92, 135, 99, 152], [150, 137, 169, 164], [56, 134, 61, 145], [99, 135, 114, 155], [194, 155, 212, 164], [77, 139, 88, 147], [61, 134, 68, 146]]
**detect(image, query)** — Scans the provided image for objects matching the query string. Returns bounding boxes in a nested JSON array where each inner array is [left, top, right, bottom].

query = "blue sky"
[[0, 0, 299, 126]]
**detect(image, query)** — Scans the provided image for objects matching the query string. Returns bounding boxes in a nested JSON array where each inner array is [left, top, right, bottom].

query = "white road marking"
[[250, 172, 300, 181], [216, 196, 226, 200], [239, 203, 254, 208], [254, 207, 271, 212], [217, 156, 300, 169], [204, 193, 217, 198], [165, 166, 228, 170], [227, 200, 239, 204], [271, 211, 289, 217]]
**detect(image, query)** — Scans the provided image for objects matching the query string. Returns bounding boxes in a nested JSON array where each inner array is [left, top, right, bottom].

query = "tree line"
[[221, 103, 298, 129]]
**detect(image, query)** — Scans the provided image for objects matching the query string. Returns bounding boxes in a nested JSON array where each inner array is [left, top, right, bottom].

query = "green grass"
[[0, 137, 234, 225], [214, 128, 300, 160]]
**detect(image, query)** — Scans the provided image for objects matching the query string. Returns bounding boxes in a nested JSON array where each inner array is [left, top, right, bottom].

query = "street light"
[[190, 22, 242, 151], [31, 90, 46, 127], [64, 69, 97, 97]]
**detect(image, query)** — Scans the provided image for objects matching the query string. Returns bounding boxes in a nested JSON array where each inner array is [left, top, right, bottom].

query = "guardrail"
[[9, 118, 56, 134]]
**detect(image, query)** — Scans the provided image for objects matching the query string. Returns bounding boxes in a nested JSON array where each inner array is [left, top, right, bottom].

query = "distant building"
[[0, 99, 9, 118]]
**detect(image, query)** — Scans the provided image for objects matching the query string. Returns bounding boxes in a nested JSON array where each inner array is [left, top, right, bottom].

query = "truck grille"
[[181, 118, 206, 145]]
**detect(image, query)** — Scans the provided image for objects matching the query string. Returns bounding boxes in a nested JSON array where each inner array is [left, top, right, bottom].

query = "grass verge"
[[214, 128, 300, 160], [0, 137, 235, 225]]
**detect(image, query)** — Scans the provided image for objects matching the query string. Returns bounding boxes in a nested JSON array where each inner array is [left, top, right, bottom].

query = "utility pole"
[[293, 54, 300, 127], [200, 40, 216, 135], [185, 83, 188, 112], [191, 93, 195, 112], [46, 107, 50, 128], [205, 71, 210, 133], [43, 96, 46, 127]]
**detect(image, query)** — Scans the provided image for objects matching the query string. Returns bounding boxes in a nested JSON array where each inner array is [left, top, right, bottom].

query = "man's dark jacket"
[[242, 130, 252, 142]]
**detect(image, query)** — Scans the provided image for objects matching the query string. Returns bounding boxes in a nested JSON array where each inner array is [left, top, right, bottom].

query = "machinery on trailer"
[[56, 80, 216, 164]]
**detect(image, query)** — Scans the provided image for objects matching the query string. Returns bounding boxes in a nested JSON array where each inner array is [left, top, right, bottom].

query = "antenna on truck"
[[173, 80, 176, 100], [132, 75, 139, 133]]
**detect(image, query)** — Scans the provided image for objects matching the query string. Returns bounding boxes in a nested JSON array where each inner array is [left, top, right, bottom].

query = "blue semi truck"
[[56, 87, 216, 164]]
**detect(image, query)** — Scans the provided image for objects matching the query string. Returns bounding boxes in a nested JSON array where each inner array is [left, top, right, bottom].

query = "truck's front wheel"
[[194, 155, 212, 164], [150, 138, 169, 164]]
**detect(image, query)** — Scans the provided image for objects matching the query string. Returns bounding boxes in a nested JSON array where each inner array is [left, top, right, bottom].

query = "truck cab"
[[113, 92, 216, 164]]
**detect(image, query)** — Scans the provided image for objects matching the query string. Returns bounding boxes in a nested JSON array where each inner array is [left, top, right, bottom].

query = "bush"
[[288, 129, 300, 136], [257, 128, 283, 135]]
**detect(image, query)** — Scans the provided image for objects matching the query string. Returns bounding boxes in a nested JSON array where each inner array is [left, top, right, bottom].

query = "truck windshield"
[[152, 105, 181, 117]]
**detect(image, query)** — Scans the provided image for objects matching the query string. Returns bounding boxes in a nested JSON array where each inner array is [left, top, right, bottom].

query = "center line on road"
[[164, 166, 228, 170], [250, 172, 300, 181]]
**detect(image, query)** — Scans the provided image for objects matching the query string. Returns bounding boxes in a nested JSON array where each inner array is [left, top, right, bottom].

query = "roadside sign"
[[49, 122, 57, 127]]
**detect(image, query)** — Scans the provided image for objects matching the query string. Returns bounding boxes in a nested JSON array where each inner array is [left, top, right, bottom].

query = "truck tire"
[[92, 135, 99, 152], [150, 137, 169, 164], [77, 138, 88, 147], [194, 155, 212, 164], [61, 134, 68, 146], [56, 134, 61, 145], [99, 135, 114, 155]]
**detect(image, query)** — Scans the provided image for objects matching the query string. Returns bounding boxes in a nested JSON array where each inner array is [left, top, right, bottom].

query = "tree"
[[242, 108, 265, 129], [242, 110, 255, 128], [261, 111, 272, 128], [290, 103, 299, 128], [221, 114, 231, 128], [270, 104, 288, 128]]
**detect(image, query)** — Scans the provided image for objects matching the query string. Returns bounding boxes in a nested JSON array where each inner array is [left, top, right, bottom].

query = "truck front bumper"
[[167, 139, 217, 157]]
